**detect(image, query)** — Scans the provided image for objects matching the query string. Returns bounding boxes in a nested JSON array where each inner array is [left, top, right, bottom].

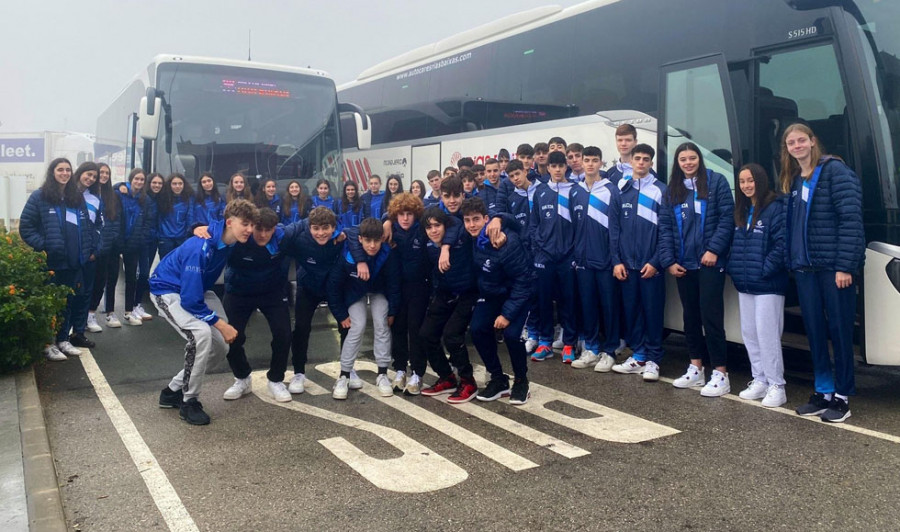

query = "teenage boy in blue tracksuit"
[[327, 218, 401, 400], [568, 146, 621, 370], [609, 144, 667, 382], [495, 143, 537, 214], [480, 158, 503, 214], [462, 198, 535, 405], [360, 175, 386, 221], [150, 199, 258, 425], [528, 150, 577, 361]]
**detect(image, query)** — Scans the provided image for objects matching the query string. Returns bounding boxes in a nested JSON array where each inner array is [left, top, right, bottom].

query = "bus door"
[[657, 54, 742, 342], [412, 144, 440, 189]]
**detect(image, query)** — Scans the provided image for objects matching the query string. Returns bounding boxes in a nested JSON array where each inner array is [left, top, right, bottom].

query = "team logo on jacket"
[[482, 258, 492, 273], [306, 257, 317, 265]]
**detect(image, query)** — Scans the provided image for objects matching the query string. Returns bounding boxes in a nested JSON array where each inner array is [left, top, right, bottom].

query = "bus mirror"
[[139, 87, 162, 140], [355, 112, 371, 151]]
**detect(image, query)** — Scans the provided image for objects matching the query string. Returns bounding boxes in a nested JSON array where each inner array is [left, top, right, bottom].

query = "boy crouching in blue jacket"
[[327, 217, 401, 400], [150, 199, 258, 425], [461, 198, 536, 405]]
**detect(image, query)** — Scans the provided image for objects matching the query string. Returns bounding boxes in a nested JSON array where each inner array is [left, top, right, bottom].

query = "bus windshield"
[[155, 63, 341, 186], [853, 0, 900, 206]]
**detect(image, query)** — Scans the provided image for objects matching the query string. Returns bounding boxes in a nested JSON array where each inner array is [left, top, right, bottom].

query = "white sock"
[[824, 393, 834, 401], [835, 393, 848, 403]]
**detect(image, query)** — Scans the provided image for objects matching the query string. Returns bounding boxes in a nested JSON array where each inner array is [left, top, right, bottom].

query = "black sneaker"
[[476, 377, 510, 402], [69, 333, 96, 349], [795, 392, 830, 416], [820, 397, 851, 423], [159, 386, 184, 409], [179, 398, 211, 425], [509, 378, 530, 405]]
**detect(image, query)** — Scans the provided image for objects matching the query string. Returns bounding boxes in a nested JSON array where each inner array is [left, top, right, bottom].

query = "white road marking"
[[314, 362, 539, 471], [464, 366, 680, 444], [79, 350, 199, 532], [250, 372, 467, 492], [657, 376, 900, 444]]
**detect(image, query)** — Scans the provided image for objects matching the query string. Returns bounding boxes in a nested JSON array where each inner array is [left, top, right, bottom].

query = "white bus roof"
[[341, 0, 620, 88], [150, 54, 330, 78]]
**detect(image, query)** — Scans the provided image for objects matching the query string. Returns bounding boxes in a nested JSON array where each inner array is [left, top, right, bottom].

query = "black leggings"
[[90, 250, 120, 313]]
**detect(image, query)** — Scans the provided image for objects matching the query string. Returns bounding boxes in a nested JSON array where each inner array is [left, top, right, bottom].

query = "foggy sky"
[[0, 0, 583, 135]]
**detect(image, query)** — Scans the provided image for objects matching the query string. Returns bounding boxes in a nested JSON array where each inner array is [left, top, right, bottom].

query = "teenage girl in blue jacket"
[[257, 178, 282, 217], [157, 173, 195, 259], [281, 180, 311, 224], [335, 180, 368, 230], [728, 163, 788, 408], [19, 158, 94, 360], [659, 142, 735, 397], [88, 163, 122, 332], [311, 179, 335, 211], [781, 123, 864, 423], [69, 162, 102, 349], [116, 168, 151, 326], [195, 171, 225, 225]]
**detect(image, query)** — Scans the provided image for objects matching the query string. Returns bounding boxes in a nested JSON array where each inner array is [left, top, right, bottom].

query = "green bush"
[[0, 229, 71, 373]]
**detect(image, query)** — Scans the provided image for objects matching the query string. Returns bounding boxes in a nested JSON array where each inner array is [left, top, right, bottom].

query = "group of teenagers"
[[19, 121, 864, 426]]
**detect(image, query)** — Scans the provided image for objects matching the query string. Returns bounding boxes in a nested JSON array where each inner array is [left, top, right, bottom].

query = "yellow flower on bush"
[[8, 285, 15, 295]]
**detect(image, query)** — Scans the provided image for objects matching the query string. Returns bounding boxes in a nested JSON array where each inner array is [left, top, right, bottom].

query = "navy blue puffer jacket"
[[727, 198, 788, 295], [786, 157, 865, 273], [19, 190, 95, 270]]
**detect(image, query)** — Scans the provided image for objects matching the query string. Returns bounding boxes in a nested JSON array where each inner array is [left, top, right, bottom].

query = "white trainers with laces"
[[87, 313, 103, 333], [571, 350, 600, 369], [333, 376, 349, 400], [392, 370, 407, 391], [612, 356, 644, 375], [738, 380, 768, 400], [700, 370, 731, 397], [288, 374, 306, 394], [348, 370, 364, 390], [376, 374, 394, 397], [134, 303, 153, 321], [404, 374, 422, 395], [642, 361, 660, 382], [106, 313, 122, 328], [44, 344, 67, 361], [552, 325, 564, 350], [123, 312, 142, 326], [672, 364, 705, 389], [223, 376, 252, 400], [268, 381, 292, 402], [524, 338, 538, 353], [761, 384, 787, 408], [593, 352, 616, 373], [57, 341, 83, 357]]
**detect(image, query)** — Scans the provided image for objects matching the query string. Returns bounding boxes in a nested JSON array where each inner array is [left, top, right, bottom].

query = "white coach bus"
[[337, 0, 900, 363]]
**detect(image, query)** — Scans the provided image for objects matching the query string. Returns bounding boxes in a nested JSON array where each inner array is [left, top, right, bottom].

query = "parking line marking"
[[79, 350, 199, 532], [656, 376, 900, 444], [315, 362, 539, 471], [250, 372, 467, 492]]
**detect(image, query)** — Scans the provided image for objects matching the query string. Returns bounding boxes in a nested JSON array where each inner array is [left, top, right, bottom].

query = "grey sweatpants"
[[738, 292, 785, 386], [340, 294, 391, 372], [154, 291, 229, 400]]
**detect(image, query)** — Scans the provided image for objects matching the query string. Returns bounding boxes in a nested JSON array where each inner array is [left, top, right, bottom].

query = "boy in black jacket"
[[327, 218, 400, 400], [462, 198, 535, 404]]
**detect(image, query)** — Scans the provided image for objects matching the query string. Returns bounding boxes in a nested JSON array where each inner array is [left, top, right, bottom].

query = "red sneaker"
[[447, 377, 478, 404], [421, 375, 458, 396], [561, 345, 575, 364]]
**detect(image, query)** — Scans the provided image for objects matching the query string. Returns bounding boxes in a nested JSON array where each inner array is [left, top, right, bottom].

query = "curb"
[[16, 368, 67, 532]]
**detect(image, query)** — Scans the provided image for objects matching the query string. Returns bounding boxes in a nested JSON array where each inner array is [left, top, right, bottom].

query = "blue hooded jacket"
[[280, 219, 343, 300], [571, 178, 620, 271], [360, 190, 386, 220], [311, 195, 335, 211], [327, 227, 400, 322], [727, 197, 789, 295], [224, 225, 290, 296], [116, 186, 150, 252], [529, 180, 578, 264], [195, 195, 226, 225], [158, 196, 196, 240], [472, 228, 534, 320], [149, 219, 234, 324]]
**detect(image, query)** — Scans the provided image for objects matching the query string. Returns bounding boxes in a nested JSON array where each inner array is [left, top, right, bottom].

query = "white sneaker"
[[552, 325, 564, 350], [57, 341, 82, 357], [404, 373, 422, 395], [761, 384, 787, 408], [738, 380, 768, 400], [700, 370, 731, 397], [615, 339, 631, 357], [123, 312, 142, 326], [44, 344, 67, 361], [288, 374, 306, 394], [376, 374, 393, 397], [134, 303, 153, 321], [642, 361, 660, 382], [223, 376, 252, 400], [86, 313, 102, 333], [106, 313, 122, 328], [348, 370, 364, 390], [593, 352, 616, 373], [391, 370, 407, 392], [268, 381, 292, 402], [612, 356, 644, 375], [333, 376, 349, 400], [524, 338, 538, 353], [571, 350, 600, 369], [673, 364, 705, 389]]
